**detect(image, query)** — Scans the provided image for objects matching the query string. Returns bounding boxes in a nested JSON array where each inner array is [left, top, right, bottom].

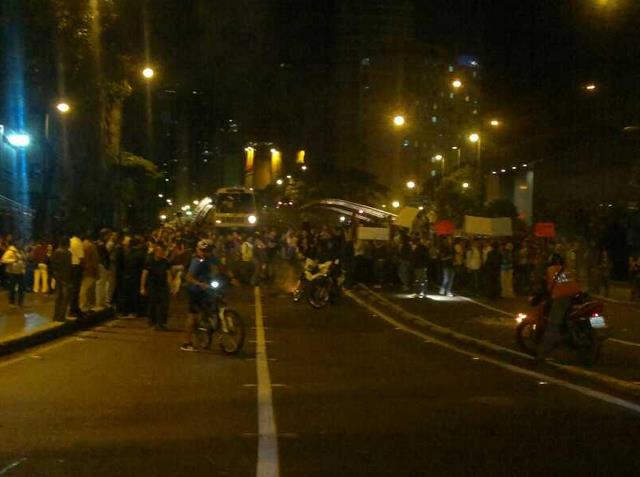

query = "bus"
[[213, 187, 258, 228]]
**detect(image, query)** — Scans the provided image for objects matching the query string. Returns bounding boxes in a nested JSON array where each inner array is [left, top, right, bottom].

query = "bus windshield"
[[215, 193, 255, 214]]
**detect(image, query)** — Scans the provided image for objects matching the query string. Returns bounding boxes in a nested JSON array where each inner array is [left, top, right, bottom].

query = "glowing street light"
[[433, 154, 443, 161], [142, 67, 155, 79], [392, 200, 401, 209], [585, 83, 597, 92], [6, 133, 31, 148], [393, 115, 406, 127], [462, 182, 470, 189], [276, 179, 284, 185], [301, 165, 308, 171], [490, 119, 501, 127], [160, 214, 167, 221], [468, 133, 480, 143], [451, 79, 463, 89], [406, 180, 416, 190], [158, 193, 164, 198], [56, 102, 71, 114], [193, 200, 200, 205]]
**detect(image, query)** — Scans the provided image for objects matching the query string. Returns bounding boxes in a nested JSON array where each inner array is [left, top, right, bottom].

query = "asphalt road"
[[1, 285, 640, 476]]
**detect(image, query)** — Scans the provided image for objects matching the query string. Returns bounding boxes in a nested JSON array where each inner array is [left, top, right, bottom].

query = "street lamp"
[[406, 180, 416, 190], [451, 79, 463, 89], [392, 200, 401, 209], [6, 133, 31, 148], [490, 119, 501, 127], [462, 182, 470, 189], [468, 132, 480, 143], [142, 67, 155, 79], [276, 179, 284, 185], [584, 83, 597, 92], [56, 102, 71, 114], [393, 115, 406, 127]]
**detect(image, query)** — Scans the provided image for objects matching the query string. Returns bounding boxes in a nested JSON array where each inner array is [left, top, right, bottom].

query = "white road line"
[[255, 286, 280, 477], [610, 338, 640, 348], [0, 458, 27, 475], [349, 292, 640, 415]]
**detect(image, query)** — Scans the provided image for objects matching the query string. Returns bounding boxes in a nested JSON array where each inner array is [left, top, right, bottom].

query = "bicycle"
[[193, 280, 245, 354]]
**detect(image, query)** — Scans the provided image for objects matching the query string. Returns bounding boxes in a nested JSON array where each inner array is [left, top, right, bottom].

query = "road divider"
[[348, 285, 640, 401], [347, 287, 640, 414]]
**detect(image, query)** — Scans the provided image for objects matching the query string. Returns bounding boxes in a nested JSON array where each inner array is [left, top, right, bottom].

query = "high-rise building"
[[332, 1, 485, 197]]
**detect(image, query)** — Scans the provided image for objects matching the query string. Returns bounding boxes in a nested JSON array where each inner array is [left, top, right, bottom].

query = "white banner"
[[358, 227, 391, 241], [464, 216, 512, 237], [394, 207, 420, 228]]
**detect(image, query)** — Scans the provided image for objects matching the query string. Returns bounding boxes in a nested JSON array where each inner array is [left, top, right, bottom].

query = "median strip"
[[348, 285, 640, 400]]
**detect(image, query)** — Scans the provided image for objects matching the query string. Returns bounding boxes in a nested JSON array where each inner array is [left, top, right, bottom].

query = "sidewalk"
[[0, 290, 115, 356], [0, 290, 55, 342]]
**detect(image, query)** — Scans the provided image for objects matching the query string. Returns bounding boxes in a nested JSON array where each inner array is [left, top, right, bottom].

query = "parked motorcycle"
[[515, 292, 609, 365]]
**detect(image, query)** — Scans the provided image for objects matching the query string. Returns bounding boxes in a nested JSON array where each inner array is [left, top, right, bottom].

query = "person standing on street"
[[80, 235, 99, 312], [412, 237, 430, 298], [140, 242, 172, 330], [50, 238, 73, 322], [69, 233, 85, 317], [2, 241, 26, 307], [32, 240, 49, 294]]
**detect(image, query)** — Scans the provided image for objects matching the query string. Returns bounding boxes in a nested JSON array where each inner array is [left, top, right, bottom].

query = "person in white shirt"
[[69, 235, 85, 317], [465, 240, 482, 295]]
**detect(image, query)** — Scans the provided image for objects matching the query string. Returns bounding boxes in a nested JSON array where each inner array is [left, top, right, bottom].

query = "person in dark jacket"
[[484, 241, 503, 299], [412, 237, 430, 297], [50, 238, 73, 322], [439, 237, 455, 296]]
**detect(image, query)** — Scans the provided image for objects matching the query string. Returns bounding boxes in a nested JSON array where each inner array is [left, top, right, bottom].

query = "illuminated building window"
[[465, 96, 470, 102], [361, 58, 370, 66], [448, 65, 454, 72], [472, 110, 478, 115], [432, 116, 438, 123], [449, 93, 454, 99], [433, 104, 438, 110]]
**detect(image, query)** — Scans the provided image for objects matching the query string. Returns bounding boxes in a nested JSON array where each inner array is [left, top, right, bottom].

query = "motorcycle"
[[515, 292, 609, 365], [293, 258, 342, 309]]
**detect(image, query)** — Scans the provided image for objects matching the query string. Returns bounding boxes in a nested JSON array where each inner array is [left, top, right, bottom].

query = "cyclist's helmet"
[[197, 239, 213, 252], [547, 252, 564, 267]]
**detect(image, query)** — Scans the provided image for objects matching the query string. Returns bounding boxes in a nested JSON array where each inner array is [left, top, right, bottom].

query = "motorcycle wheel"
[[194, 316, 213, 350], [218, 309, 245, 355], [292, 287, 303, 303], [515, 320, 539, 356], [308, 282, 331, 309], [578, 333, 602, 366]]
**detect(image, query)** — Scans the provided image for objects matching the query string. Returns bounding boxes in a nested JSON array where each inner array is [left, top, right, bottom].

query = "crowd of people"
[[0, 221, 638, 328]]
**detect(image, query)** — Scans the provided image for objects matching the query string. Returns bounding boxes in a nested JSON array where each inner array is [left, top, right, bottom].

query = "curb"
[[349, 284, 640, 400], [0, 308, 116, 357], [593, 294, 639, 307]]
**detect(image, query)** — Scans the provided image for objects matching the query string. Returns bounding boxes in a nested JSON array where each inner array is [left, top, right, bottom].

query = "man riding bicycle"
[[181, 239, 237, 351]]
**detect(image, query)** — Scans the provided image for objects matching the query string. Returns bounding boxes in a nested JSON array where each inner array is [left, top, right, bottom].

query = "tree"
[[433, 165, 482, 221]]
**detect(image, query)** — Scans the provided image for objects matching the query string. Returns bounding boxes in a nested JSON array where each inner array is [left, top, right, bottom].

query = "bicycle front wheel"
[[194, 316, 213, 350], [218, 309, 245, 354]]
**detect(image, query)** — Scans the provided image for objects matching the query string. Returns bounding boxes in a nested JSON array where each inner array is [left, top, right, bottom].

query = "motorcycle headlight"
[[210, 281, 220, 289], [248, 215, 257, 224]]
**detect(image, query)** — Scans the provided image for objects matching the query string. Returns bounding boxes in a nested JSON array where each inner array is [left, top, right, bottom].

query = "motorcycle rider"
[[536, 252, 582, 362]]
